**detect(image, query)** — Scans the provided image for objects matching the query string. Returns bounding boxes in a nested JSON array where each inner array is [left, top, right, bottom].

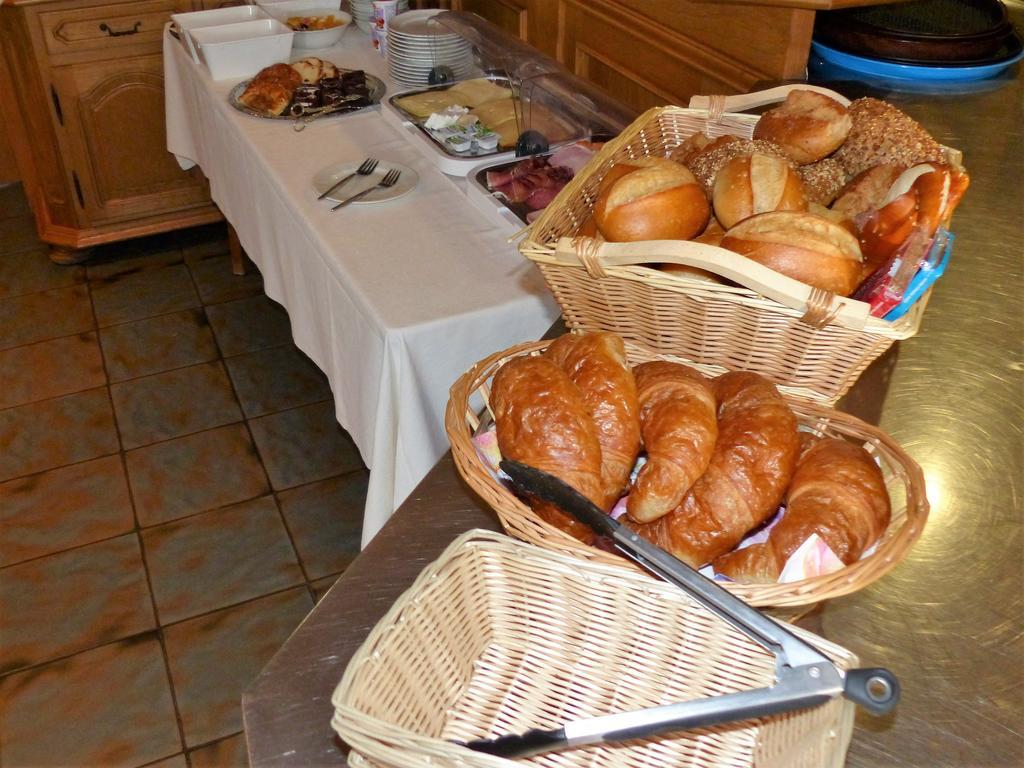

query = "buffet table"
[[163, 29, 559, 545], [239, 55, 1024, 768]]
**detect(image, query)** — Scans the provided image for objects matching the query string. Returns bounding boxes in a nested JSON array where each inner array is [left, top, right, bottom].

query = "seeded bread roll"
[[797, 157, 848, 206], [683, 136, 792, 191], [712, 153, 807, 229], [834, 97, 945, 178], [721, 211, 864, 297], [593, 158, 710, 242], [753, 89, 852, 164]]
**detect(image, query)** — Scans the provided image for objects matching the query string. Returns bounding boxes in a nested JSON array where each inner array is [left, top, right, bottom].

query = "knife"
[[458, 460, 899, 759]]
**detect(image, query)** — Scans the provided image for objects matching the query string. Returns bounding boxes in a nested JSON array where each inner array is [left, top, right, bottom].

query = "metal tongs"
[[462, 460, 900, 759]]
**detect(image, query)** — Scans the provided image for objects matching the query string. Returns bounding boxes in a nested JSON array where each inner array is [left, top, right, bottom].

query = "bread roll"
[[854, 187, 918, 277], [713, 436, 891, 583], [593, 158, 710, 242], [721, 211, 863, 297], [712, 153, 807, 229], [753, 89, 852, 164], [891, 163, 969, 238], [834, 97, 944, 178], [831, 164, 905, 220], [291, 56, 335, 84], [808, 203, 855, 236], [665, 216, 727, 277], [797, 157, 848, 206], [238, 63, 301, 115], [682, 135, 791, 191], [854, 162, 969, 279], [491, 355, 603, 544], [626, 362, 717, 523], [693, 216, 726, 247], [672, 131, 715, 163], [544, 333, 641, 509], [628, 371, 800, 567]]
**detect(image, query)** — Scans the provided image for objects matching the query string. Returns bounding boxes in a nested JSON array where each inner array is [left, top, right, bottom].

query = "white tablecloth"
[[163, 29, 558, 545]]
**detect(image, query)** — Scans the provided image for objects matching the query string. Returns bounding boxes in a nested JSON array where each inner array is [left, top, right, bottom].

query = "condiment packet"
[[855, 225, 935, 317], [883, 229, 953, 321]]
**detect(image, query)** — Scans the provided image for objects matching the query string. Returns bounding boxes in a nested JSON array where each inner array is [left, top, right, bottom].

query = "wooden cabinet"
[[455, 0, 905, 115], [454, 0, 526, 40], [450, 0, 829, 115], [1, 0, 221, 263]]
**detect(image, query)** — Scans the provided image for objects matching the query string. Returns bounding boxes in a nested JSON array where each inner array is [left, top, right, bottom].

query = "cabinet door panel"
[[455, 0, 527, 40], [52, 54, 209, 225]]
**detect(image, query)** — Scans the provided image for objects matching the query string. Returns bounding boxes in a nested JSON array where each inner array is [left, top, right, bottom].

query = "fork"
[[317, 158, 378, 201], [331, 169, 401, 211]]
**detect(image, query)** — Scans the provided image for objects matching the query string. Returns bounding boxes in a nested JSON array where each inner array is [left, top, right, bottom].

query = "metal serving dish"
[[386, 76, 528, 161], [228, 68, 386, 121]]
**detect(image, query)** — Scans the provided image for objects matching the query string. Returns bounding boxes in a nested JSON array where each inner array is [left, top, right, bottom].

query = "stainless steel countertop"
[[242, 24, 1024, 768]]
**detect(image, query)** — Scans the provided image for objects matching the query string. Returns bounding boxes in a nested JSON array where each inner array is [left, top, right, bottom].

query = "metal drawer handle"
[[99, 21, 142, 37]]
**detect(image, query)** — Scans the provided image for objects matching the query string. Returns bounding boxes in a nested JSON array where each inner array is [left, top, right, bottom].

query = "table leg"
[[227, 223, 246, 276]]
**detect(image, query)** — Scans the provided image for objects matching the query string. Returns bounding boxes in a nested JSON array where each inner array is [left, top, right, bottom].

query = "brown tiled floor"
[[0, 183, 367, 767]]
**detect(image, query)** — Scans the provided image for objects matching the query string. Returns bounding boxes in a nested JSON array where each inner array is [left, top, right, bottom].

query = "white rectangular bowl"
[[190, 19, 295, 81], [171, 5, 271, 64]]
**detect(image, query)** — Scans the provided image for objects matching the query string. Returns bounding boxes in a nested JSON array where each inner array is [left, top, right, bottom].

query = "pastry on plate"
[[238, 63, 301, 115]]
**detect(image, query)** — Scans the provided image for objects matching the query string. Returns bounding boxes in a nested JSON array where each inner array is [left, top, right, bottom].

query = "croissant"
[[491, 355, 604, 543], [629, 371, 800, 567], [544, 332, 641, 509], [626, 362, 717, 523], [714, 437, 891, 582], [238, 63, 301, 116]]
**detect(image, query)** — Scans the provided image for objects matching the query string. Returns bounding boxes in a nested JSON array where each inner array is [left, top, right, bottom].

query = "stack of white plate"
[[386, 9, 474, 88], [347, 0, 409, 33]]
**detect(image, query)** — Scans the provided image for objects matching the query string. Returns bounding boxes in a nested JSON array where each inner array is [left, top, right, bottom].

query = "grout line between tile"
[[196, 282, 317, 589], [89, 265, 192, 758]]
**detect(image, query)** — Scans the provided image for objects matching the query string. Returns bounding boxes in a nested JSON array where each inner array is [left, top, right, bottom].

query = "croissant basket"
[[333, 530, 859, 768], [444, 339, 929, 608], [520, 87, 963, 404]]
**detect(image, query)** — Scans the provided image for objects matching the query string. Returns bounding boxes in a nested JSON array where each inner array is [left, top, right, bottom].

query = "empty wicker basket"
[[445, 339, 929, 608], [520, 86, 962, 404], [333, 530, 859, 768]]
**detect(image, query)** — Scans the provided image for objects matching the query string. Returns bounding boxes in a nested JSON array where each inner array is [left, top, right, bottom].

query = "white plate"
[[387, 44, 470, 57], [388, 9, 451, 36], [387, 38, 468, 50], [388, 57, 471, 70], [312, 160, 418, 204], [387, 31, 461, 43]]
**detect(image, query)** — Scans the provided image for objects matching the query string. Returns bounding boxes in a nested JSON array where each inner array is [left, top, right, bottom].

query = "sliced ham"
[[487, 152, 578, 211], [524, 185, 562, 210], [485, 156, 547, 189], [548, 143, 596, 175]]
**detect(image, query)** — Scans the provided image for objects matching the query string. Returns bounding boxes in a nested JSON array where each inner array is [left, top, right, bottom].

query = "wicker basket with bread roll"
[[446, 332, 928, 608], [520, 85, 967, 404]]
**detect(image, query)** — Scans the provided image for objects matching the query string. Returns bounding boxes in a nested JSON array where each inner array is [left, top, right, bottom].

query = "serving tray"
[[227, 68, 386, 121]]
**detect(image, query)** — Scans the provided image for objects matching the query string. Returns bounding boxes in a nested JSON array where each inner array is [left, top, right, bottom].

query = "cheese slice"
[[394, 78, 513, 118]]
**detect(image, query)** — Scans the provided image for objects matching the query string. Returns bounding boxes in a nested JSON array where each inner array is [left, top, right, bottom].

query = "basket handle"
[[553, 236, 871, 330], [688, 84, 851, 116]]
